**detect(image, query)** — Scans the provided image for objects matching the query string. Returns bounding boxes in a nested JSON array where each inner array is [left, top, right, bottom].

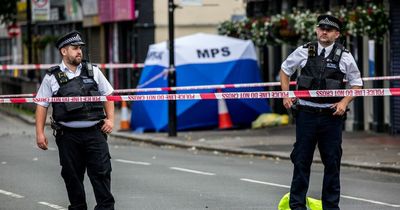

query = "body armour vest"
[[48, 62, 106, 122], [296, 41, 347, 104]]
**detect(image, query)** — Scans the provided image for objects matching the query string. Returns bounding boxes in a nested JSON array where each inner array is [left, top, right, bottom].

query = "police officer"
[[279, 15, 363, 210], [35, 30, 115, 210]]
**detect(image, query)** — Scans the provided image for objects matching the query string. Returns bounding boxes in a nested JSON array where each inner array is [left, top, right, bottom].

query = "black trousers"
[[55, 125, 115, 210], [289, 110, 343, 210]]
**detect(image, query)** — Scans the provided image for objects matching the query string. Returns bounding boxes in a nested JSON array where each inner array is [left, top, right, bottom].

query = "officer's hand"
[[102, 119, 114, 134], [332, 101, 348, 116], [36, 134, 48, 150], [283, 97, 297, 109]]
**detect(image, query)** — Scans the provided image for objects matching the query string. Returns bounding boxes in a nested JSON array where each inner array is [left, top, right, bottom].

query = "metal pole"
[[168, 0, 177, 137], [371, 41, 384, 132], [26, 0, 34, 80], [353, 36, 364, 130]]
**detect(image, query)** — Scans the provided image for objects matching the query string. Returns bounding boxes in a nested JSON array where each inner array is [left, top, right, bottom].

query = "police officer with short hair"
[[35, 30, 115, 210], [279, 15, 363, 209]]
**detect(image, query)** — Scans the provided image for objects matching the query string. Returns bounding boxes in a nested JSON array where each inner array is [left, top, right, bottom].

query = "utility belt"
[[51, 118, 104, 136], [296, 105, 336, 115], [290, 104, 348, 120]]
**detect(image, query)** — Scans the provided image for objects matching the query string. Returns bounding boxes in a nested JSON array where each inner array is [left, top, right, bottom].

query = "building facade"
[[154, 0, 245, 42], [0, 0, 397, 134]]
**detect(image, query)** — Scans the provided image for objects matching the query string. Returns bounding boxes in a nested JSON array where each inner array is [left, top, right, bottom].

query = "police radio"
[[86, 62, 94, 77], [82, 42, 94, 77]]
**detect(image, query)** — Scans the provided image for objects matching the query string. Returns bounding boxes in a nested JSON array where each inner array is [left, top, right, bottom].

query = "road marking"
[[240, 178, 290, 189], [240, 178, 400, 208], [38, 201, 67, 210], [0, 189, 24, 198], [341, 195, 400, 208], [48, 147, 57, 151], [170, 167, 215, 176], [114, 159, 151, 165]]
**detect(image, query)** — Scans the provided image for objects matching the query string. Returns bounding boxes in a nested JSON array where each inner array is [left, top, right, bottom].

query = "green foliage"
[[21, 34, 58, 50], [270, 12, 300, 46], [0, 0, 18, 25], [218, 3, 389, 46], [33, 35, 58, 49]]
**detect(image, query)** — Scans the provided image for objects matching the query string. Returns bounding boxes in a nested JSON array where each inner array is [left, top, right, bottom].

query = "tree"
[[0, 0, 18, 25]]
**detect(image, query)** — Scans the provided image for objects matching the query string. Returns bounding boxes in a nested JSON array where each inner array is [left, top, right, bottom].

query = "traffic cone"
[[217, 90, 233, 129], [119, 101, 130, 131]]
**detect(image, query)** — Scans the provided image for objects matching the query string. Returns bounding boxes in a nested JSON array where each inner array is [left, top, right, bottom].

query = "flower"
[[269, 12, 300, 45], [344, 3, 389, 42], [217, 3, 389, 46], [363, 3, 389, 43], [292, 9, 318, 43]]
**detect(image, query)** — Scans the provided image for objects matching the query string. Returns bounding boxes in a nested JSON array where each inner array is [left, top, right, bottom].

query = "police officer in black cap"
[[35, 30, 115, 209], [279, 15, 363, 209]]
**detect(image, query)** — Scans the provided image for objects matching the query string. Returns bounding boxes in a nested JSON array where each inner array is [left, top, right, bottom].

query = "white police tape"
[[0, 75, 399, 98], [1, 63, 144, 70], [112, 75, 400, 94], [0, 88, 399, 104], [127, 75, 400, 92], [117, 75, 400, 93], [0, 93, 36, 98]]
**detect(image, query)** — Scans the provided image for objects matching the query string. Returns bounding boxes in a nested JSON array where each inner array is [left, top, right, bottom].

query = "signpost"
[[7, 24, 20, 38], [31, 0, 50, 22], [168, 0, 177, 137]]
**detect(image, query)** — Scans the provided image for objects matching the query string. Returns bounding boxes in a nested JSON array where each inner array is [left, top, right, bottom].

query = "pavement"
[[1, 105, 400, 174]]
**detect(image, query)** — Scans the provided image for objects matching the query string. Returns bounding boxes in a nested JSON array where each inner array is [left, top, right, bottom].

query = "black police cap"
[[317, 15, 342, 31], [55, 30, 85, 50]]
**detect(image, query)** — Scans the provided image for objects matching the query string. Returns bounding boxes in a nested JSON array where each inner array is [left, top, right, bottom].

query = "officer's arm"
[[280, 69, 290, 91], [35, 105, 48, 150], [333, 52, 363, 115], [333, 85, 362, 115], [343, 85, 362, 104], [104, 101, 114, 122], [102, 101, 115, 133], [280, 70, 294, 109]]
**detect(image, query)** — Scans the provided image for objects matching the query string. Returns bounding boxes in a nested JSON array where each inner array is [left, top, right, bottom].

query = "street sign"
[[7, 24, 21, 38], [31, 0, 50, 21]]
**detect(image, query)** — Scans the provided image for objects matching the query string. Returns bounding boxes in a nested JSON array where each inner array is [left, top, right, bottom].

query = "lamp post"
[[168, 0, 177, 137], [26, 0, 34, 80]]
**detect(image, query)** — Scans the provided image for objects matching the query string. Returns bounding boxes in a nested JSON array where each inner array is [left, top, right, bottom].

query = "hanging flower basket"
[[270, 13, 300, 45], [217, 3, 389, 46]]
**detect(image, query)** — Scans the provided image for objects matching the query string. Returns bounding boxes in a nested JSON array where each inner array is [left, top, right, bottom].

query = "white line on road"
[[114, 159, 151, 165], [341, 195, 400, 208], [0, 189, 24, 198], [170, 167, 216, 176], [241, 178, 400, 208], [240, 178, 290, 189], [38, 201, 67, 210], [48, 147, 57, 151]]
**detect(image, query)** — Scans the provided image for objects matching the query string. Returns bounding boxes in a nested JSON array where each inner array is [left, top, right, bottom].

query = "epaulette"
[[306, 42, 317, 57], [47, 66, 68, 84], [46, 65, 60, 75], [302, 42, 312, 48]]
